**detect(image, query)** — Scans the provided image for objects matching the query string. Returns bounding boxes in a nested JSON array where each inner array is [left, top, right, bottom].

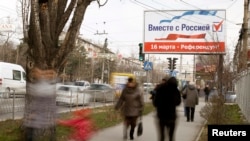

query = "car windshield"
[[75, 82, 85, 86]]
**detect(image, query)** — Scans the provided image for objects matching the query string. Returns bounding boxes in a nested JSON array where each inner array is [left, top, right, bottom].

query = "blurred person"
[[153, 76, 181, 141], [208, 86, 218, 101], [58, 109, 96, 141], [196, 85, 201, 95], [149, 76, 168, 101], [180, 83, 188, 117], [204, 84, 210, 102], [23, 68, 57, 141], [182, 81, 199, 122], [115, 77, 144, 140]]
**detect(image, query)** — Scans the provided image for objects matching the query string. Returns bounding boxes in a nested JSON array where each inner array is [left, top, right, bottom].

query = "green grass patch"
[[0, 102, 155, 141]]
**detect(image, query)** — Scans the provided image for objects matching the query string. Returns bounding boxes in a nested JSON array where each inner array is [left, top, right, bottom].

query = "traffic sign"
[[143, 61, 153, 71]]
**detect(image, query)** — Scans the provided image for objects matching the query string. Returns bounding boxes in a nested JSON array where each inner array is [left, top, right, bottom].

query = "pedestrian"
[[180, 84, 188, 117], [204, 84, 210, 102], [149, 76, 168, 101], [182, 81, 199, 122], [115, 77, 144, 140], [153, 76, 181, 141], [196, 85, 201, 95]]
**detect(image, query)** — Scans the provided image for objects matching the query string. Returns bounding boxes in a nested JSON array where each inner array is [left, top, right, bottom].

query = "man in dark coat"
[[153, 76, 181, 141], [149, 76, 168, 101]]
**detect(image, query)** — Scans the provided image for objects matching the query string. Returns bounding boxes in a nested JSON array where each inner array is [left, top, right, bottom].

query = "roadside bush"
[[200, 96, 226, 124], [198, 96, 248, 141]]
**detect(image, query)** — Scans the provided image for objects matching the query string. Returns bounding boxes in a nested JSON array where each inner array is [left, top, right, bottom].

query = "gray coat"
[[183, 84, 199, 108], [115, 83, 144, 117]]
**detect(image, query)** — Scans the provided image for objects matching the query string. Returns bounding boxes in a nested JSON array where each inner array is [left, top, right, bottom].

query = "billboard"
[[143, 10, 226, 54]]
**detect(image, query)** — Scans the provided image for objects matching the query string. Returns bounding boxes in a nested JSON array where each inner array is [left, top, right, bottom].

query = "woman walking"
[[182, 81, 199, 122], [115, 77, 144, 140]]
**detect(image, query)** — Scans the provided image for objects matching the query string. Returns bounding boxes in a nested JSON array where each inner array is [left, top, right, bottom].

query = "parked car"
[[84, 83, 116, 102], [56, 85, 92, 106], [74, 80, 90, 91], [224, 91, 236, 103], [143, 83, 154, 94], [0, 62, 26, 98]]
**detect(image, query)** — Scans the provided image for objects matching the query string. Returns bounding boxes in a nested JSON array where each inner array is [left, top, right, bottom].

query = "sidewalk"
[[89, 97, 206, 141]]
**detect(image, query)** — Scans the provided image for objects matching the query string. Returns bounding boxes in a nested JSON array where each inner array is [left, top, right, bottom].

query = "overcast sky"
[[81, 0, 244, 59], [0, 0, 244, 63]]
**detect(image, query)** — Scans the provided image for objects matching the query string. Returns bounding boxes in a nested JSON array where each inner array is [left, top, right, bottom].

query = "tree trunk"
[[23, 0, 92, 139]]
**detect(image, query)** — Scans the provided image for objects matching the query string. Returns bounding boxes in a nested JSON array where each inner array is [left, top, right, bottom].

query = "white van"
[[0, 62, 26, 98]]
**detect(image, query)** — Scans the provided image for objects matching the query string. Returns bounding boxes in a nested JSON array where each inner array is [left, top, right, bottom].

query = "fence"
[[0, 91, 25, 120], [234, 70, 250, 122], [0, 89, 117, 121]]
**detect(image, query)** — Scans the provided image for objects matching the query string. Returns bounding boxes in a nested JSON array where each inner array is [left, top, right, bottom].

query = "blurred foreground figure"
[[58, 109, 96, 141], [23, 68, 57, 141], [153, 76, 181, 141], [115, 77, 144, 140]]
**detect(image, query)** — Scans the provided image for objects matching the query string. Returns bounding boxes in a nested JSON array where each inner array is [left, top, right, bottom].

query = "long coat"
[[115, 83, 144, 117], [153, 77, 181, 120], [183, 84, 199, 108]]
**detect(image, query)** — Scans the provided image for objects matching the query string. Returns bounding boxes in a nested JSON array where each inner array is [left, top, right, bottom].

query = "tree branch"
[[56, 0, 77, 37], [54, 0, 91, 69]]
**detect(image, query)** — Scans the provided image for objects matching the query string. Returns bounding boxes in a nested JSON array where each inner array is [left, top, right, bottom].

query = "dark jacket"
[[115, 83, 144, 117], [204, 86, 210, 96], [153, 77, 181, 120]]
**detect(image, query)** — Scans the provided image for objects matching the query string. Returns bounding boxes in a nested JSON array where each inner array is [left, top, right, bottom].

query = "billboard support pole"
[[218, 54, 224, 96]]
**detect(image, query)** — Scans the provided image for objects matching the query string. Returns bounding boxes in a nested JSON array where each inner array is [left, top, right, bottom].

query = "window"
[[23, 72, 26, 81], [13, 70, 21, 80]]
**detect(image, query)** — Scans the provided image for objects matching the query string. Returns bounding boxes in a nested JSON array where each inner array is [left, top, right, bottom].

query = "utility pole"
[[94, 21, 108, 83], [242, 0, 249, 69], [101, 38, 108, 83]]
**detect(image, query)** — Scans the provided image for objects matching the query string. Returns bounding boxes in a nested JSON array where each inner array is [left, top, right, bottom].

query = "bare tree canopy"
[[27, 0, 90, 72]]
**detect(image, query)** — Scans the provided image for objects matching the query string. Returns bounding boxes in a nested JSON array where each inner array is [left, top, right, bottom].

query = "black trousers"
[[205, 95, 209, 102], [123, 116, 138, 140], [158, 119, 176, 141], [185, 107, 195, 121]]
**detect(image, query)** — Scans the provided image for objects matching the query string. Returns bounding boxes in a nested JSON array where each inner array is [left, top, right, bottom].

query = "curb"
[[195, 120, 207, 141]]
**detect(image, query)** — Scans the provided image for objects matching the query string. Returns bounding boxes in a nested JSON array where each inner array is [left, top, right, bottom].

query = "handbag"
[[182, 88, 188, 99], [182, 94, 187, 99], [137, 116, 143, 136]]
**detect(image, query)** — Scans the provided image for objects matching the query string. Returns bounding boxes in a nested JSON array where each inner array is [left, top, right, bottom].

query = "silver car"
[[56, 85, 92, 106], [84, 83, 116, 102]]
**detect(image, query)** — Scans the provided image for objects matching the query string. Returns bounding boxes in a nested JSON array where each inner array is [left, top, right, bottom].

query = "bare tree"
[[20, 0, 108, 139]]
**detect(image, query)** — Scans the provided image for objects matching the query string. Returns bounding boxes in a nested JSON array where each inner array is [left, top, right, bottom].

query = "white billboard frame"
[[143, 10, 226, 54]]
